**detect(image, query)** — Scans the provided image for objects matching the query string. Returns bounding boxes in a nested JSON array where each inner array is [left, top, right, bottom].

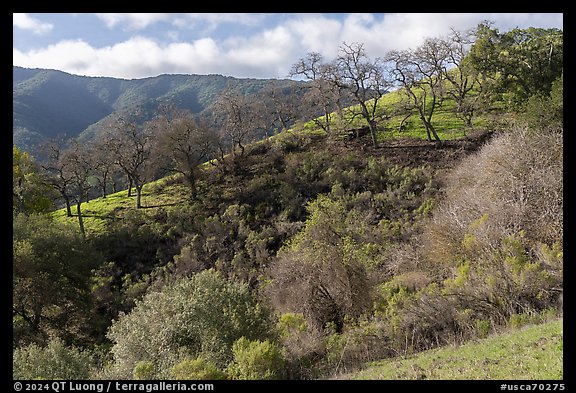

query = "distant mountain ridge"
[[13, 66, 302, 155]]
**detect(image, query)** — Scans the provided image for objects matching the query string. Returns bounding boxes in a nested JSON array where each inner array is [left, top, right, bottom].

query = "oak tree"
[[387, 38, 449, 142], [289, 52, 342, 134], [106, 116, 154, 209], [155, 110, 218, 201], [39, 139, 74, 217], [333, 42, 390, 148]]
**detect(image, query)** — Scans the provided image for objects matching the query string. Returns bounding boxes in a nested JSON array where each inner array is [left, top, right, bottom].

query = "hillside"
[[42, 124, 562, 381], [35, 54, 562, 381], [343, 318, 563, 380], [13, 66, 304, 154], [50, 128, 492, 236], [13, 23, 563, 381]]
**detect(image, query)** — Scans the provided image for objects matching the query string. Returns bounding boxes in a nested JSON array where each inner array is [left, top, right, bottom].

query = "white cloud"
[[14, 40, 102, 75], [13, 13, 53, 35], [14, 36, 242, 79], [13, 22, 298, 79], [314, 13, 562, 60], [336, 13, 485, 58], [94, 13, 171, 30], [12, 13, 563, 80], [480, 13, 563, 31], [94, 13, 266, 32], [284, 14, 343, 58], [177, 13, 266, 28], [225, 25, 296, 74]]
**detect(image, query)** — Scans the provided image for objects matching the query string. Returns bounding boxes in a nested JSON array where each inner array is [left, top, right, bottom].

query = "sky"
[[13, 13, 563, 80]]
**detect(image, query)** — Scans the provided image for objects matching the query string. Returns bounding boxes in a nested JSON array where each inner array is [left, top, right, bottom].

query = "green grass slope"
[[51, 174, 190, 235], [346, 319, 563, 380]]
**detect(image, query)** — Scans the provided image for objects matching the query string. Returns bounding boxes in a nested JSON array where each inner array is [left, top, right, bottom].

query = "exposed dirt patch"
[[327, 130, 495, 170]]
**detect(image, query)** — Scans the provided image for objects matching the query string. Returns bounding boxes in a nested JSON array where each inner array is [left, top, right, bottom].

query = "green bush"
[[170, 357, 228, 380], [228, 337, 285, 380], [277, 313, 308, 338], [522, 73, 563, 132], [266, 194, 372, 332], [508, 308, 558, 330], [474, 319, 491, 338], [13, 338, 95, 380], [106, 269, 274, 379], [274, 313, 325, 380], [13, 213, 103, 347], [133, 361, 155, 380], [323, 318, 391, 376]]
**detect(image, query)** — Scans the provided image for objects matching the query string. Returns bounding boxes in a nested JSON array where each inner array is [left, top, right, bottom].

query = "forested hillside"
[[13, 66, 305, 155], [13, 23, 563, 381]]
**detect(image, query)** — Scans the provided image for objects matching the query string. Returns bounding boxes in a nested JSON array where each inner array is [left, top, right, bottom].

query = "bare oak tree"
[[39, 138, 74, 217], [89, 138, 118, 198], [155, 110, 218, 201], [257, 80, 301, 134], [289, 52, 342, 134], [387, 38, 449, 142], [62, 141, 93, 240], [334, 42, 391, 148], [213, 86, 265, 158], [106, 116, 153, 209]]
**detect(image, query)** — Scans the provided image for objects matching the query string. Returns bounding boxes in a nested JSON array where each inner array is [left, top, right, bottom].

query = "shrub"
[[13, 337, 95, 380], [474, 319, 491, 338], [323, 319, 392, 376], [385, 283, 465, 352], [509, 313, 529, 330], [272, 130, 302, 153], [274, 313, 326, 380], [133, 361, 155, 380], [422, 126, 562, 298], [277, 313, 308, 338], [371, 125, 564, 354], [170, 357, 228, 380], [508, 308, 559, 330], [106, 269, 274, 379], [228, 337, 285, 380], [266, 195, 372, 332], [13, 213, 103, 347]]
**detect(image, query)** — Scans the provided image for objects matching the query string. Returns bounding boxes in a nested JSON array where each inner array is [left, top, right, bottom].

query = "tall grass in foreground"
[[351, 318, 562, 380]]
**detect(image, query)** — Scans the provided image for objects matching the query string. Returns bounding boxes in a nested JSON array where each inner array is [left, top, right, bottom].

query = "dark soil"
[[327, 130, 495, 170]]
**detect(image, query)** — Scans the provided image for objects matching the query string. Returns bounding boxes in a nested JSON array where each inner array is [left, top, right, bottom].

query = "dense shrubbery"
[[369, 125, 563, 358], [13, 338, 97, 380], [262, 123, 562, 376], [104, 269, 274, 379], [13, 213, 103, 348], [169, 357, 228, 380], [228, 337, 285, 380], [522, 73, 563, 132]]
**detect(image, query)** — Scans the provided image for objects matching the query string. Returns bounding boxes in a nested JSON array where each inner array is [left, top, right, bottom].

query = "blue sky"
[[13, 13, 563, 80]]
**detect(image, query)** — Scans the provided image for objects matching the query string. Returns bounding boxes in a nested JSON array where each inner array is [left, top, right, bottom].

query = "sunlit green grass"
[[349, 319, 563, 380], [51, 174, 189, 236], [296, 83, 499, 143]]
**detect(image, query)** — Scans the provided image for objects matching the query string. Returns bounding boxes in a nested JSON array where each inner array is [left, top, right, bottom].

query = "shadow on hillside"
[[139, 201, 183, 209], [331, 129, 495, 170], [70, 213, 117, 220]]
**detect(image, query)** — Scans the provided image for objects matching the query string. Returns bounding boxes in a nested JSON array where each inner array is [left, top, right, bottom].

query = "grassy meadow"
[[347, 319, 563, 380]]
